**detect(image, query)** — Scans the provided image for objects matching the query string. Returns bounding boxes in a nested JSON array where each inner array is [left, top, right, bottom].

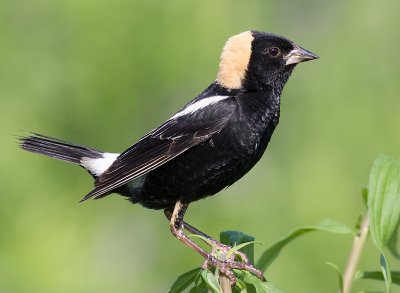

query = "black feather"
[[18, 133, 103, 164]]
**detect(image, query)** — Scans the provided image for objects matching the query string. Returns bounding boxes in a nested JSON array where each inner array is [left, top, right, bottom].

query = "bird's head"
[[216, 30, 318, 92]]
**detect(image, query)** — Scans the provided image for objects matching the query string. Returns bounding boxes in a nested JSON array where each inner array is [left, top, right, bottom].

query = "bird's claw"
[[209, 240, 250, 263], [201, 256, 237, 285], [200, 241, 266, 285]]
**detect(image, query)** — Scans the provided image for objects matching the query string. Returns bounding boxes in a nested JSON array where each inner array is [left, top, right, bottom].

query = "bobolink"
[[19, 30, 318, 280]]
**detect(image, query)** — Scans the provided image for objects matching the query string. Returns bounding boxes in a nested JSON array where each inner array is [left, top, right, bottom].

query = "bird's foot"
[[208, 240, 251, 263], [165, 203, 265, 284], [201, 241, 266, 284]]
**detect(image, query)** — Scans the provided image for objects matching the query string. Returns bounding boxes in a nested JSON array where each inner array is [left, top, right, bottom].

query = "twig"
[[342, 214, 369, 293], [219, 274, 232, 293]]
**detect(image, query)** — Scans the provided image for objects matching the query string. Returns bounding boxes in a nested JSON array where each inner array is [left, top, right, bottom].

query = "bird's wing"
[[81, 95, 237, 201]]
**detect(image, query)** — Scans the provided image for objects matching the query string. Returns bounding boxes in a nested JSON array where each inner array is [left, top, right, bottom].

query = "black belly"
[[126, 120, 275, 210]]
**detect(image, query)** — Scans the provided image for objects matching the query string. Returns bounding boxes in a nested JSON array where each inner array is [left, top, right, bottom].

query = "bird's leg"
[[165, 209, 212, 240], [166, 201, 210, 259], [165, 202, 266, 283]]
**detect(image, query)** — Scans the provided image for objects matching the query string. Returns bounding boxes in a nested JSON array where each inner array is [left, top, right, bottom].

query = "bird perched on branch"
[[19, 30, 318, 281]]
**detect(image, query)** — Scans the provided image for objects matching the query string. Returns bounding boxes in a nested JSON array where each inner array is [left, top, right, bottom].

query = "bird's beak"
[[284, 44, 319, 66]]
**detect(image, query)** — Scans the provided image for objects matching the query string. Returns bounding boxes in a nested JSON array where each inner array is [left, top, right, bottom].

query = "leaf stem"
[[342, 214, 369, 293]]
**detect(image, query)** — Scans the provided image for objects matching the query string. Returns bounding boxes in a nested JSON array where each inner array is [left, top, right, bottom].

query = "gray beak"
[[284, 44, 319, 66]]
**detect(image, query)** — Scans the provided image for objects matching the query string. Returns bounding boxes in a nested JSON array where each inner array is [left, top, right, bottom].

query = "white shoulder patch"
[[172, 95, 230, 119], [81, 152, 119, 176]]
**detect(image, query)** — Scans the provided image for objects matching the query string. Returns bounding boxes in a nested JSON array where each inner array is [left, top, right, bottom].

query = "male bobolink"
[[19, 31, 318, 280]]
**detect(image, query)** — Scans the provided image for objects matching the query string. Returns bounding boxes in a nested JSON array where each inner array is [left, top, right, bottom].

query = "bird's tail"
[[19, 133, 104, 164], [19, 133, 119, 178]]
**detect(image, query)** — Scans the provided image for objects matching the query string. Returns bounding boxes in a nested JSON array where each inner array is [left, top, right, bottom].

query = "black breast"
[[131, 90, 280, 210]]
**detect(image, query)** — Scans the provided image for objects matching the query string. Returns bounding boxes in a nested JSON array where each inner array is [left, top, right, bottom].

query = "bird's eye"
[[268, 47, 280, 57]]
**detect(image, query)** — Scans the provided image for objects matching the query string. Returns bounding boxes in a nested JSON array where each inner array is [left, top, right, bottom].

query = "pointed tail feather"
[[18, 132, 104, 164], [19, 132, 121, 201]]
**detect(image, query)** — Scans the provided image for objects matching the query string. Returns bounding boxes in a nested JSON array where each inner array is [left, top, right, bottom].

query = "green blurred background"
[[1, 0, 399, 292]]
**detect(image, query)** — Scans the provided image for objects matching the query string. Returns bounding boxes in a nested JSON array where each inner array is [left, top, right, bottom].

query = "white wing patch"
[[81, 153, 119, 176], [172, 95, 230, 119]]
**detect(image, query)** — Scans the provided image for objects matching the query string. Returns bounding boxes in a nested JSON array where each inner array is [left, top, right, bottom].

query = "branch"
[[342, 214, 369, 293], [219, 274, 232, 293]]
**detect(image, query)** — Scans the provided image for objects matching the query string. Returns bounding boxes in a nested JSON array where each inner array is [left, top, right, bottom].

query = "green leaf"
[[235, 270, 283, 293], [189, 284, 209, 293], [387, 222, 400, 259], [354, 214, 364, 231], [168, 267, 202, 293], [193, 270, 210, 293], [190, 282, 209, 293], [255, 282, 283, 293], [226, 241, 261, 261], [241, 270, 262, 285], [248, 282, 283, 293], [201, 269, 223, 293], [325, 262, 344, 293], [256, 218, 352, 271], [233, 279, 247, 293], [367, 154, 400, 251], [221, 231, 256, 264], [380, 253, 392, 293], [356, 270, 400, 285], [362, 188, 369, 207]]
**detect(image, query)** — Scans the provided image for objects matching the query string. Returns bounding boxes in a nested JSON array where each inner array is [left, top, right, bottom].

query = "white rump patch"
[[81, 152, 119, 176], [172, 95, 230, 119]]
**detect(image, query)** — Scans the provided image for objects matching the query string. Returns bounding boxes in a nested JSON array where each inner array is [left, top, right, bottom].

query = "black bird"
[[19, 30, 318, 280]]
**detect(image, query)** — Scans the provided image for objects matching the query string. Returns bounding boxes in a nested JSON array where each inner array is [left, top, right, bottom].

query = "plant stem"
[[341, 214, 369, 293], [219, 274, 232, 293]]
